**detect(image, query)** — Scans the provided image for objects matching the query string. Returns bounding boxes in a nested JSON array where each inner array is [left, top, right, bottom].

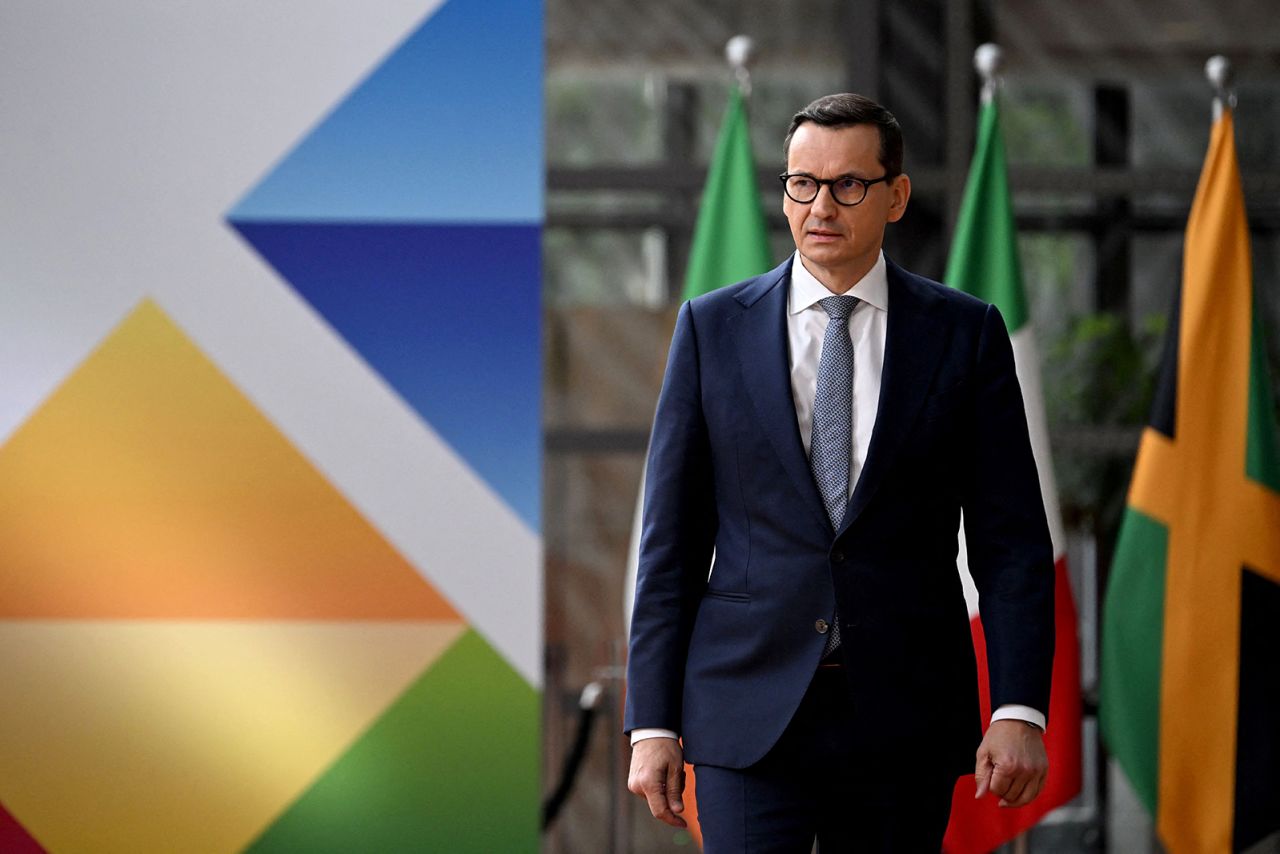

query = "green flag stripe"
[[944, 98, 1030, 332], [683, 87, 772, 300], [1100, 506, 1167, 815], [1246, 302, 1280, 491]]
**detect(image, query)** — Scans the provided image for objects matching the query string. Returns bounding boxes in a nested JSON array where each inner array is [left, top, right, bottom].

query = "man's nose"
[[810, 184, 838, 217]]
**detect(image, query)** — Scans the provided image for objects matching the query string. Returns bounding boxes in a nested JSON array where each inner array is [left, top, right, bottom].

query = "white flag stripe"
[[1010, 325, 1067, 556]]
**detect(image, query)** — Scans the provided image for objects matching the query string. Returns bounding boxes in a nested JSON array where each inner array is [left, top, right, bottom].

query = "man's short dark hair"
[[783, 93, 904, 178]]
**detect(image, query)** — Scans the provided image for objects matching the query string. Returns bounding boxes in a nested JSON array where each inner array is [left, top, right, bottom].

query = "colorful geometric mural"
[[0, 0, 542, 850], [0, 301, 538, 851], [229, 0, 543, 530]]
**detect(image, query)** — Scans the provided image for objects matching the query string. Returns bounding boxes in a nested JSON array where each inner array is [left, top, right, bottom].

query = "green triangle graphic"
[[244, 630, 539, 853]]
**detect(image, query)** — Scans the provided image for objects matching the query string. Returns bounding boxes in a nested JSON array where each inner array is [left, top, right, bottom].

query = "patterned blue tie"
[[810, 295, 858, 654]]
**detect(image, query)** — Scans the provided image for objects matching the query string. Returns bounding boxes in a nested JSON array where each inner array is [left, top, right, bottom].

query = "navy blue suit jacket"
[[624, 256, 1054, 777]]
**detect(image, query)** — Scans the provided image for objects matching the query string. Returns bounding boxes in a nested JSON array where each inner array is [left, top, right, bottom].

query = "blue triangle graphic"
[[230, 0, 542, 224], [231, 221, 541, 531]]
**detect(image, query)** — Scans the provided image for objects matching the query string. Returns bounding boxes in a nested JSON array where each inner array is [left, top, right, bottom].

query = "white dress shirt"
[[632, 252, 1044, 745], [787, 249, 887, 496]]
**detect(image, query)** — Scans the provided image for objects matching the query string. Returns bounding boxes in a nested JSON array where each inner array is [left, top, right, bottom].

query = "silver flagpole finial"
[[1205, 55, 1236, 120], [975, 43, 1003, 105], [726, 35, 755, 97]]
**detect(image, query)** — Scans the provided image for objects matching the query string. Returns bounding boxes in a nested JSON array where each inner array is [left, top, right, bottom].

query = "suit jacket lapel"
[[731, 259, 833, 536], [838, 259, 948, 535]]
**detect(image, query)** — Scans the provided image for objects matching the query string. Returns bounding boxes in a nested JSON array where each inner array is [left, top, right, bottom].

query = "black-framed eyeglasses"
[[778, 172, 893, 206]]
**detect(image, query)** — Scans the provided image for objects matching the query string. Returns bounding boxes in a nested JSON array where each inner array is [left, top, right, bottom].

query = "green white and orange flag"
[[1100, 107, 1280, 853], [623, 84, 772, 847], [942, 91, 1083, 852]]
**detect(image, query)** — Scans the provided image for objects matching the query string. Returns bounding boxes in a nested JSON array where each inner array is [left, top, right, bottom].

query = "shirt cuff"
[[991, 704, 1046, 732], [629, 728, 679, 746]]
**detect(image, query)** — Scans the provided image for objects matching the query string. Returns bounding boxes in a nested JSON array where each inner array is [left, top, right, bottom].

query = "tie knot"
[[818, 295, 859, 322]]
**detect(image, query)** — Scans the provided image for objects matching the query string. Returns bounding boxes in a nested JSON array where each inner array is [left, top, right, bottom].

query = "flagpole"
[[974, 42, 1002, 106], [1205, 54, 1235, 121], [725, 34, 755, 97]]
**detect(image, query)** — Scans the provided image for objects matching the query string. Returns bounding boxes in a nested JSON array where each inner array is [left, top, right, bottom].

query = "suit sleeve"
[[961, 303, 1056, 721], [623, 301, 717, 735]]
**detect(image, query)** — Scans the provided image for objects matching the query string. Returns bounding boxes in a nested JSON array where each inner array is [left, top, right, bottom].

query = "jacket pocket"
[[702, 588, 750, 603]]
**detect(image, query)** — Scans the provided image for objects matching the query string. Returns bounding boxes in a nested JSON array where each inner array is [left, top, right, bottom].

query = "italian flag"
[[942, 91, 1084, 852], [1099, 107, 1280, 852]]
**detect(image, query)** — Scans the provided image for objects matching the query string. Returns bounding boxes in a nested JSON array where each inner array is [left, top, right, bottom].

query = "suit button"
[[831, 551, 845, 563], [815, 619, 829, 634]]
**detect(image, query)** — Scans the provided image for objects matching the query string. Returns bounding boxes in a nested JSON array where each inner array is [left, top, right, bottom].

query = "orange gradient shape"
[[0, 299, 457, 620]]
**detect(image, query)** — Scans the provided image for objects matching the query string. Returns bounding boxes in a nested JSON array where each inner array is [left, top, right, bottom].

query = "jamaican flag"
[[1100, 108, 1280, 852]]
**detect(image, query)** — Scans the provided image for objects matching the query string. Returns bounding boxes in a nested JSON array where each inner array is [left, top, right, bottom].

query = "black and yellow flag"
[[1100, 108, 1280, 852]]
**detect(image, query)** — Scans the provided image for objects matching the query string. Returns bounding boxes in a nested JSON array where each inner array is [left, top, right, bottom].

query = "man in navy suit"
[[625, 93, 1055, 851]]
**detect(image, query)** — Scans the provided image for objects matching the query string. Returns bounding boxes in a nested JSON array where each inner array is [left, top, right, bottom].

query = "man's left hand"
[[973, 720, 1048, 808]]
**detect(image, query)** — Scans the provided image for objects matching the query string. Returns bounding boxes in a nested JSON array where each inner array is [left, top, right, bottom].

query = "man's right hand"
[[627, 737, 687, 828]]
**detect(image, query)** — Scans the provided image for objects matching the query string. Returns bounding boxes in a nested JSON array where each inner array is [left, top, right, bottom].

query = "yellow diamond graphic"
[[0, 300, 464, 852]]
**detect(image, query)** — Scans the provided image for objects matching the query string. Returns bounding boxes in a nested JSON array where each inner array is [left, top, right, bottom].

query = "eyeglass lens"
[[784, 175, 869, 206]]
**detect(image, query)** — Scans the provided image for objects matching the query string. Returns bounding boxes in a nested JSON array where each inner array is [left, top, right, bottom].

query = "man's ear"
[[886, 174, 911, 223]]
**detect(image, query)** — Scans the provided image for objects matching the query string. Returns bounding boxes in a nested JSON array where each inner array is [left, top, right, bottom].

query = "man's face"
[[783, 122, 910, 285]]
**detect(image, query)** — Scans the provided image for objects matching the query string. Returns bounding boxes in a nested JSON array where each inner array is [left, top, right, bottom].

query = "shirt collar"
[[787, 250, 889, 316]]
